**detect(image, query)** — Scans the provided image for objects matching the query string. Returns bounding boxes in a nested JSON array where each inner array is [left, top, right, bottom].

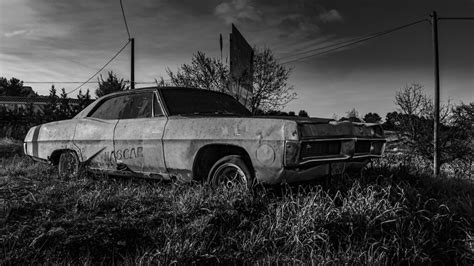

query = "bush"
[[393, 84, 473, 175]]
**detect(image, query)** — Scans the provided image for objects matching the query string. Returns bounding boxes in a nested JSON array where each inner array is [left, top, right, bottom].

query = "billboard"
[[229, 24, 254, 109]]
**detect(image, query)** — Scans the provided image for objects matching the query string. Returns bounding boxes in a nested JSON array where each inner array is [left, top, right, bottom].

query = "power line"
[[281, 18, 428, 64], [135, 81, 170, 84], [120, 0, 131, 39], [25, 81, 98, 84], [277, 36, 380, 62], [280, 18, 428, 65], [24, 81, 163, 84], [66, 40, 130, 95], [439, 17, 474, 20]]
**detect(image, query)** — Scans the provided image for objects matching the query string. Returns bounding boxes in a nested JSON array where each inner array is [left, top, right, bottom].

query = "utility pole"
[[131, 38, 135, 90], [431, 11, 440, 177]]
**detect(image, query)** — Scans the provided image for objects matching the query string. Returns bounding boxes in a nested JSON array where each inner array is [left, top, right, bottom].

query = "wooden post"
[[431, 11, 440, 176], [131, 38, 135, 90]]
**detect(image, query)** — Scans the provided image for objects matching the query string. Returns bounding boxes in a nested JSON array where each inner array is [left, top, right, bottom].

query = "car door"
[[73, 95, 128, 172], [113, 91, 168, 177]]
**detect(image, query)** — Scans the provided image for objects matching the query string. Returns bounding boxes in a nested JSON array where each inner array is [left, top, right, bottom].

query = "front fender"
[[23, 120, 78, 162]]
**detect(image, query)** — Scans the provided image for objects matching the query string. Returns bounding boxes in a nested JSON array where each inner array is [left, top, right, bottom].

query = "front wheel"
[[58, 150, 80, 178], [208, 155, 253, 189]]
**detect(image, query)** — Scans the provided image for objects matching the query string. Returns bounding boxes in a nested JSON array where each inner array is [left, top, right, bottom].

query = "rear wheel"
[[208, 155, 252, 189], [58, 151, 80, 178]]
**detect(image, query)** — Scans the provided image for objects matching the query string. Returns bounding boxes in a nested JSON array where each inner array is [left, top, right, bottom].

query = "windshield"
[[160, 88, 251, 116]]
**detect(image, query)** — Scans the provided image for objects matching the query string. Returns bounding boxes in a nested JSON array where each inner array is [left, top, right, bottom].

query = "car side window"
[[119, 93, 152, 119], [88, 95, 128, 120], [153, 94, 164, 117]]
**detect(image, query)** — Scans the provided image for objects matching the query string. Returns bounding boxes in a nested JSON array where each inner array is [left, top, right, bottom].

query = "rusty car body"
[[24, 87, 386, 186]]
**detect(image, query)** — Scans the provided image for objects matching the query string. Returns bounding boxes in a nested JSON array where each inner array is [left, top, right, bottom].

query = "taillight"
[[284, 140, 299, 167], [371, 141, 386, 155], [373, 125, 384, 137]]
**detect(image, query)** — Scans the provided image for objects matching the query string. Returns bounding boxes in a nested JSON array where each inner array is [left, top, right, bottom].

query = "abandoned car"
[[24, 87, 386, 187]]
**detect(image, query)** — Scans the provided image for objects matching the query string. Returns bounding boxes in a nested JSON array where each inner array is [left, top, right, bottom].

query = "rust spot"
[[168, 168, 193, 182]]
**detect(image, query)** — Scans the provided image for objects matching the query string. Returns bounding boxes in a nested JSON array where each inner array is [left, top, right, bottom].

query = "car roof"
[[74, 86, 242, 119], [100, 86, 224, 98]]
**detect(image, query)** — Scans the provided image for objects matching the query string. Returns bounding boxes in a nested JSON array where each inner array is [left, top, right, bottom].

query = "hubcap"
[[212, 163, 247, 188]]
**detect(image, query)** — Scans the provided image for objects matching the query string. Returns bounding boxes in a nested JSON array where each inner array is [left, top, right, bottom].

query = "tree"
[[298, 110, 309, 117], [395, 84, 428, 117], [394, 83, 471, 166], [95, 71, 129, 98], [446, 102, 474, 176], [265, 110, 289, 116], [363, 112, 382, 123], [43, 85, 59, 120], [76, 89, 92, 112], [250, 48, 296, 113], [154, 77, 171, 87], [383, 111, 399, 130], [346, 108, 359, 119], [394, 84, 432, 158], [165, 48, 296, 113], [166, 51, 229, 92], [58, 88, 72, 119], [340, 108, 362, 122], [0, 77, 37, 97]]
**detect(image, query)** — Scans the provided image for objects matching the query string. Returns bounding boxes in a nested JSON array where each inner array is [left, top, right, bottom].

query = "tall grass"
[[1, 147, 473, 264]]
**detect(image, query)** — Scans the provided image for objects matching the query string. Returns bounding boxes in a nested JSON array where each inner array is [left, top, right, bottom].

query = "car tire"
[[208, 155, 253, 189], [58, 150, 80, 178]]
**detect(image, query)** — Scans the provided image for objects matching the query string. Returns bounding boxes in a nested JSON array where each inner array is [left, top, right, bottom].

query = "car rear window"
[[119, 93, 152, 119], [160, 88, 251, 116]]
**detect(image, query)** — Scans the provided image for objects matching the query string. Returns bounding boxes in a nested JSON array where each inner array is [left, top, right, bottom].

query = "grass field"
[[1, 139, 473, 264]]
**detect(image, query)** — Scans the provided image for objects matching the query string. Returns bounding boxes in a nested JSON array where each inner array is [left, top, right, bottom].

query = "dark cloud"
[[214, 0, 263, 24], [277, 14, 321, 38], [318, 9, 343, 23], [213, 0, 344, 39], [0, 0, 472, 117]]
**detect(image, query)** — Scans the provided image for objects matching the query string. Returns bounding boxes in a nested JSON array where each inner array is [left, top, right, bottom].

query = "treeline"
[[1, 78, 92, 139], [1, 76, 472, 175], [329, 84, 473, 176], [255, 109, 309, 117]]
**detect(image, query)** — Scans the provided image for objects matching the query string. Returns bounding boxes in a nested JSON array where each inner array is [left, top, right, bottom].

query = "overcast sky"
[[1, 0, 473, 118]]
